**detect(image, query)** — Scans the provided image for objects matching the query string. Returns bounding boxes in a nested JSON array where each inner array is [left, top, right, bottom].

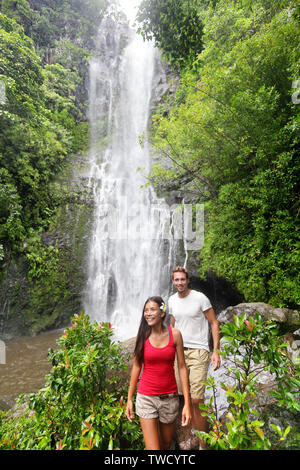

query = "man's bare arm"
[[204, 307, 221, 370]]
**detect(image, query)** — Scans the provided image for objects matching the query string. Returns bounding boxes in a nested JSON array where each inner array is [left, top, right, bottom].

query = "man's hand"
[[211, 351, 221, 370]]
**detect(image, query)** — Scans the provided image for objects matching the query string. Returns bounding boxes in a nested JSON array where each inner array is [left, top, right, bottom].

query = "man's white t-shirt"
[[168, 289, 212, 351]]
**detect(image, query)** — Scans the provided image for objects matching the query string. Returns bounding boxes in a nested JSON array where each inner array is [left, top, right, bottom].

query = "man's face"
[[172, 271, 189, 294]]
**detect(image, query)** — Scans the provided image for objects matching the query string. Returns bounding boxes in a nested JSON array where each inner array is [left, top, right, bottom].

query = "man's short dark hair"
[[172, 266, 189, 279]]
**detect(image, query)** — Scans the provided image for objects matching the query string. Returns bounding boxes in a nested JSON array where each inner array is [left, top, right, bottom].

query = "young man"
[[169, 266, 220, 449]]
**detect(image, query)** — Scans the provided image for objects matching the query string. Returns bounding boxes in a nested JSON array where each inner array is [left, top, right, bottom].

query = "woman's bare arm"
[[126, 357, 142, 422]]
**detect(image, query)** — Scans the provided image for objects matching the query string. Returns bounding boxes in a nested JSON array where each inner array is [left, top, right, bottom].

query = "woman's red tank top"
[[137, 326, 178, 395]]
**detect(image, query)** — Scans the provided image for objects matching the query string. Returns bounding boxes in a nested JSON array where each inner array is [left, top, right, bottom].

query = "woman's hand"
[[181, 403, 191, 427], [126, 357, 142, 422], [126, 399, 135, 422]]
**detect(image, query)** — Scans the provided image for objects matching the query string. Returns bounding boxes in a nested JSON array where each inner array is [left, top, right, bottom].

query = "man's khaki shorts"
[[135, 393, 179, 424], [175, 348, 210, 400]]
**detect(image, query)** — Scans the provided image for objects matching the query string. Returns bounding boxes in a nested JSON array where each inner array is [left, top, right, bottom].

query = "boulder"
[[0, 395, 16, 411], [121, 337, 136, 357], [218, 302, 300, 332]]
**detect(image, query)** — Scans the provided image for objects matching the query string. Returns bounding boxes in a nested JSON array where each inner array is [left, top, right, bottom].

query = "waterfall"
[[83, 1, 177, 341]]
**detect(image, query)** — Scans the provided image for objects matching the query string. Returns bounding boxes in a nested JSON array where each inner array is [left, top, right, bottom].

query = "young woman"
[[126, 296, 191, 450]]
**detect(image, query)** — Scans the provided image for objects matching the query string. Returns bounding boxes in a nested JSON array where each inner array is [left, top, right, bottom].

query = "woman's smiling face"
[[143, 300, 163, 326]]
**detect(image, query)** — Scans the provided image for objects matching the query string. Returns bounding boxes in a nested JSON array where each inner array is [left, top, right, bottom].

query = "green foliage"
[[0, 168, 24, 244], [0, 14, 70, 254], [1, 0, 108, 49], [0, 313, 143, 450], [0, 1, 104, 330], [0, 4, 94, 263], [197, 314, 300, 450], [136, 0, 205, 69], [41, 63, 90, 153], [148, 0, 300, 307]]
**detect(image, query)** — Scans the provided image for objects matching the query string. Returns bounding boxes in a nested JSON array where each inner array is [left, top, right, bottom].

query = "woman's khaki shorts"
[[175, 349, 210, 400], [135, 393, 179, 424]]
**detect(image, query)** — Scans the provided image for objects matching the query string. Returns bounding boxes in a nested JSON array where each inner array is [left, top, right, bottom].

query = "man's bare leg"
[[191, 398, 207, 448]]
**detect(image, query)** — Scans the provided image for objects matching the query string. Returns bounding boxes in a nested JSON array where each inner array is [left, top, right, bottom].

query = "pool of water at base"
[[0, 329, 63, 408]]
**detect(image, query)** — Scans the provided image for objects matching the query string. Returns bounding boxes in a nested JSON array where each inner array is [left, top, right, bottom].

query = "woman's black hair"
[[133, 296, 166, 366]]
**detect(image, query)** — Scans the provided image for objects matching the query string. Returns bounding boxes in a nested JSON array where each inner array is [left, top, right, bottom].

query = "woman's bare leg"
[[158, 421, 176, 449], [139, 417, 160, 450]]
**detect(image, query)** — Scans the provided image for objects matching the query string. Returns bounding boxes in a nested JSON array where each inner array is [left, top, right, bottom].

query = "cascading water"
[[84, 1, 177, 341]]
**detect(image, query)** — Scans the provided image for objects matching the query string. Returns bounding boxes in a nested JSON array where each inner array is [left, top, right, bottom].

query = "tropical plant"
[[0, 313, 143, 450], [197, 314, 300, 450]]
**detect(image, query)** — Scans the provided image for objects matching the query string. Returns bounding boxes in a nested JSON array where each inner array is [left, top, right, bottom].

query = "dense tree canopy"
[[1, 0, 107, 49], [136, 0, 207, 68], [0, 0, 108, 262], [141, 0, 300, 308], [0, 14, 69, 257]]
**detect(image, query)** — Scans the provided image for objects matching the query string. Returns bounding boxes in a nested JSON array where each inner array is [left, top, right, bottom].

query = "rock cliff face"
[[0, 153, 94, 341], [218, 302, 300, 332]]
